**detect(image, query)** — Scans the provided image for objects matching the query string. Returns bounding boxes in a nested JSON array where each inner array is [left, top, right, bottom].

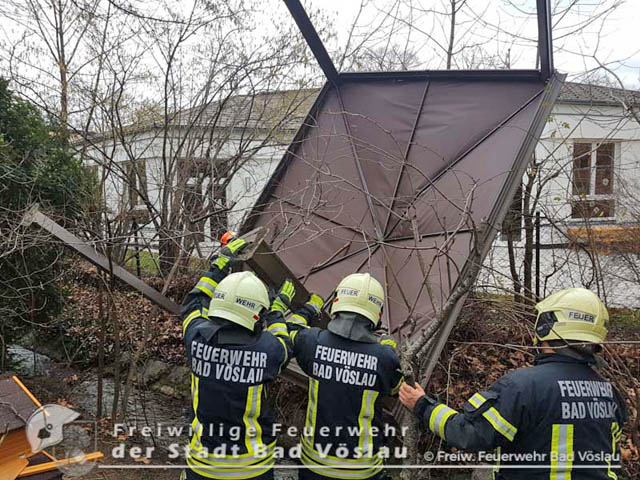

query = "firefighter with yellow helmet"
[[180, 238, 295, 480], [399, 287, 627, 479], [287, 273, 403, 480]]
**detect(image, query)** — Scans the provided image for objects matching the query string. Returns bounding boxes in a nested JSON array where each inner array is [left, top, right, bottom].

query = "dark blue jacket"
[[181, 265, 292, 479], [288, 308, 403, 480], [415, 352, 628, 480]]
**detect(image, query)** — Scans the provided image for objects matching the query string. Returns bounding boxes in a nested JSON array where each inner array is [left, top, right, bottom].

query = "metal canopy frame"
[[283, 0, 554, 84], [243, 0, 564, 385]]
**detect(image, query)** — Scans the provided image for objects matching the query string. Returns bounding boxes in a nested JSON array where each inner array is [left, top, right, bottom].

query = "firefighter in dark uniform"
[[286, 273, 404, 480], [180, 238, 296, 480], [399, 287, 628, 480]]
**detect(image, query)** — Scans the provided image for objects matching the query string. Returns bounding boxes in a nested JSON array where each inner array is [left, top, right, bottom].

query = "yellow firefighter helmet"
[[208, 272, 270, 331], [330, 273, 384, 326], [534, 287, 608, 345]]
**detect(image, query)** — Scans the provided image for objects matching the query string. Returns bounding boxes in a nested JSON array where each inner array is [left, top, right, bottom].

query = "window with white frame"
[[570, 141, 615, 219], [179, 159, 228, 244], [181, 161, 209, 244], [123, 160, 148, 208]]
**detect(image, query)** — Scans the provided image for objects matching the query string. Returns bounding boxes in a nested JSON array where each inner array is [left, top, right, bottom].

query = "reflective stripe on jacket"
[[290, 315, 403, 480], [181, 268, 292, 479], [415, 352, 628, 480]]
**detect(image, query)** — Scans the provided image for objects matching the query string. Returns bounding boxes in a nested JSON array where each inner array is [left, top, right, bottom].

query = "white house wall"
[[83, 99, 640, 308], [83, 128, 287, 251], [480, 102, 640, 307]]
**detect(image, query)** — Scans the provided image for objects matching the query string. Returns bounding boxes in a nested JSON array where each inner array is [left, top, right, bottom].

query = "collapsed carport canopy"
[[246, 71, 561, 326], [243, 0, 563, 377]]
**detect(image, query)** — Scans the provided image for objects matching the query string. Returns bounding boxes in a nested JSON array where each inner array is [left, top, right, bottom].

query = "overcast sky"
[[300, 0, 640, 88]]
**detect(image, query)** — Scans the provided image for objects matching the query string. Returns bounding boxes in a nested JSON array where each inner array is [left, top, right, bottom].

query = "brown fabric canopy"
[[245, 72, 563, 342]]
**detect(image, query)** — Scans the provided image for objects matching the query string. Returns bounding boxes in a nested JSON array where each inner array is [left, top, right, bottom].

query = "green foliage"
[[0, 77, 95, 354]]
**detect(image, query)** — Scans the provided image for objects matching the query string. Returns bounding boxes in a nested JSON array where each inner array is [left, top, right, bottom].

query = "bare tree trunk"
[[96, 274, 105, 419], [447, 1, 457, 69], [506, 232, 522, 302]]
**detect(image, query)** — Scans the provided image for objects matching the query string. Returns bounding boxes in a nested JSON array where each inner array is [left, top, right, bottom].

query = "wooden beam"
[[1, 457, 28, 480], [18, 452, 103, 477]]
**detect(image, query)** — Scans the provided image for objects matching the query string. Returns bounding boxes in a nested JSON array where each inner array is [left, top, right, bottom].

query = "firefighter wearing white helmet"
[[207, 271, 270, 331], [180, 238, 295, 480], [285, 272, 403, 480], [534, 287, 609, 347], [399, 287, 627, 480]]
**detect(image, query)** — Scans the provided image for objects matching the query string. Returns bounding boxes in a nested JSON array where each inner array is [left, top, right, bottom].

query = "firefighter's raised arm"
[[181, 237, 246, 320], [262, 279, 296, 371]]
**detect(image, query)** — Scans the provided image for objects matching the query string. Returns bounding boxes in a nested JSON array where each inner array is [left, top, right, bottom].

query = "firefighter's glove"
[[290, 293, 324, 326], [211, 238, 246, 271], [379, 334, 397, 349], [306, 294, 324, 316], [271, 279, 295, 314]]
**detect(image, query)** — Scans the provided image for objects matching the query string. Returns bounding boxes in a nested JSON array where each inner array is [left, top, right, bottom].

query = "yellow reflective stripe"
[[482, 407, 517, 442], [183, 309, 204, 334], [266, 322, 288, 336], [607, 422, 621, 480], [356, 390, 379, 456], [300, 449, 382, 479], [276, 337, 289, 366], [390, 378, 403, 396], [195, 276, 218, 298], [301, 437, 383, 466], [191, 374, 200, 430], [492, 446, 501, 480], [304, 378, 319, 445], [468, 392, 487, 409], [242, 385, 263, 455], [550, 424, 574, 480], [186, 455, 274, 479], [428, 404, 457, 439], [289, 314, 308, 326]]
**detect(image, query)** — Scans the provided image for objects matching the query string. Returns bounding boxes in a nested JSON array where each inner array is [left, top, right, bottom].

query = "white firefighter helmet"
[[534, 287, 609, 345], [330, 273, 384, 326], [207, 271, 270, 330]]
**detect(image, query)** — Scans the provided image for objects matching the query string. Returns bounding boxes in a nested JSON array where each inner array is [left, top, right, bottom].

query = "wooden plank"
[[0, 457, 28, 480], [0, 429, 33, 469], [18, 452, 103, 477], [21, 206, 180, 315]]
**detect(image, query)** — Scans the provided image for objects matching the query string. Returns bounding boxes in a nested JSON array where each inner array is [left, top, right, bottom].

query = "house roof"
[[176, 88, 320, 131], [558, 81, 640, 107], [0, 375, 40, 433], [74, 87, 320, 146]]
